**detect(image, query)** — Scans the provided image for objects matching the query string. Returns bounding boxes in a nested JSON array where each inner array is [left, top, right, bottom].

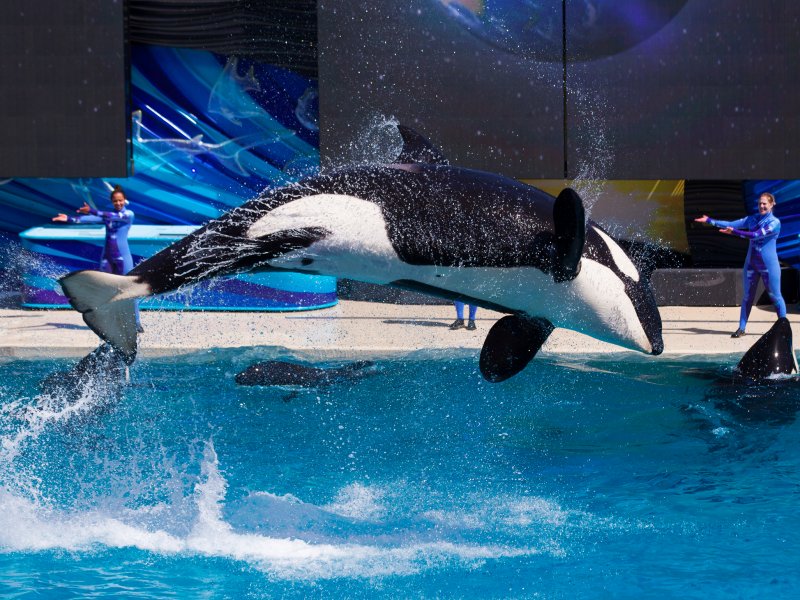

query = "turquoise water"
[[1, 351, 799, 598]]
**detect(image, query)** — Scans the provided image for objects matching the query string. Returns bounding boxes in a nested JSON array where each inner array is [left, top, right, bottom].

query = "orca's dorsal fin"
[[736, 317, 797, 380], [552, 187, 585, 283], [479, 316, 554, 382], [395, 125, 450, 165]]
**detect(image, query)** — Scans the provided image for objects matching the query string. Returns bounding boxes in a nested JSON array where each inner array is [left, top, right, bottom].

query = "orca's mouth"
[[624, 279, 664, 356]]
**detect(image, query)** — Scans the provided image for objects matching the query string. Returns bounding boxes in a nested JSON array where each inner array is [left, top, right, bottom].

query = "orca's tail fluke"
[[59, 270, 144, 363]]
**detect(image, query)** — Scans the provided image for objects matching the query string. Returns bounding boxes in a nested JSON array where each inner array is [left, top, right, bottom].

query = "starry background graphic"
[[320, 0, 800, 180]]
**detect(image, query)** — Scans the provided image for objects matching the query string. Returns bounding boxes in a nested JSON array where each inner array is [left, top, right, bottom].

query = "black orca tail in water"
[[39, 343, 131, 405], [59, 271, 143, 362], [735, 317, 798, 381]]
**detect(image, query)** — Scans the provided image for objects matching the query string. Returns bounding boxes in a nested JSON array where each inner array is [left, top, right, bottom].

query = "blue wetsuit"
[[454, 300, 477, 321], [69, 208, 134, 275], [709, 212, 786, 329]]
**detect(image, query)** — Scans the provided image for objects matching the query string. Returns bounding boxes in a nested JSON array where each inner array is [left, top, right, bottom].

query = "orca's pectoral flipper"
[[736, 317, 798, 380], [479, 316, 554, 382], [395, 125, 450, 166], [552, 187, 585, 283]]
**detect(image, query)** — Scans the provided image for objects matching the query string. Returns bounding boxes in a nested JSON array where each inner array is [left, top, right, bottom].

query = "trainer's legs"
[[454, 301, 465, 320], [763, 266, 787, 318], [739, 268, 760, 330]]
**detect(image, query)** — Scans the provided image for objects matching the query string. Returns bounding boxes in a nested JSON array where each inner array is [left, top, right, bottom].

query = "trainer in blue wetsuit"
[[450, 300, 478, 331], [695, 192, 786, 338], [53, 185, 143, 332]]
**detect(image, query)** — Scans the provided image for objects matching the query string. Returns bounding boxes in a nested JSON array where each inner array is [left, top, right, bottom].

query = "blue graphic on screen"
[[0, 45, 320, 233], [435, 0, 688, 61], [746, 180, 800, 269]]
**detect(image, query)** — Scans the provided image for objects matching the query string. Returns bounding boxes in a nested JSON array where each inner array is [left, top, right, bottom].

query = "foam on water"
[[0, 364, 556, 581], [0, 435, 545, 581]]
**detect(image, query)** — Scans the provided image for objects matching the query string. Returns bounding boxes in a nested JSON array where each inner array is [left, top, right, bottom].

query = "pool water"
[[0, 351, 798, 598]]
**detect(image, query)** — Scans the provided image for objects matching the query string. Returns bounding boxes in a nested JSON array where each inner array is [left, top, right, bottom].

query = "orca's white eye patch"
[[594, 228, 639, 282]]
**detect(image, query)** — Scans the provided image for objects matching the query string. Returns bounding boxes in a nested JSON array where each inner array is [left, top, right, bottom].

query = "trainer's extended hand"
[[719, 227, 734, 235], [77, 202, 91, 214], [52, 213, 68, 222], [694, 215, 709, 223]]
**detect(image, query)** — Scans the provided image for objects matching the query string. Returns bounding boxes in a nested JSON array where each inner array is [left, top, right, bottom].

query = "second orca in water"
[[235, 360, 376, 387], [37, 343, 130, 424]]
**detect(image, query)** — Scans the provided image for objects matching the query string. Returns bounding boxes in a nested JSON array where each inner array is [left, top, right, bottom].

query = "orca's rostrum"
[[60, 126, 664, 382]]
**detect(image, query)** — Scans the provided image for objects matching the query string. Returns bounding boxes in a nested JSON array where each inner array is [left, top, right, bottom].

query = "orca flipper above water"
[[552, 188, 585, 283], [479, 316, 554, 382], [735, 317, 798, 380]]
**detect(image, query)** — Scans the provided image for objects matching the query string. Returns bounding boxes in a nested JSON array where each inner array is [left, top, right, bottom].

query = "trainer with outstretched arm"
[[695, 192, 786, 338], [53, 185, 143, 332]]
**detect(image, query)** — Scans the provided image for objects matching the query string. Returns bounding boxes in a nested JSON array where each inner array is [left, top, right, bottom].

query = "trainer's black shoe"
[[449, 319, 465, 330], [731, 328, 745, 338], [466, 320, 477, 331], [136, 324, 145, 333]]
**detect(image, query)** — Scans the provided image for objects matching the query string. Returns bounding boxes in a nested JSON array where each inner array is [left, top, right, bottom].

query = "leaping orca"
[[59, 126, 663, 382]]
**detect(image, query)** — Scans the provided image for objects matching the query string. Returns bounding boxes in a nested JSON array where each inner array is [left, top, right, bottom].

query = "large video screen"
[[567, 0, 800, 179], [0, 0, 127, 177], [319, 0, 800, 180], [318, 0, 565, 177]]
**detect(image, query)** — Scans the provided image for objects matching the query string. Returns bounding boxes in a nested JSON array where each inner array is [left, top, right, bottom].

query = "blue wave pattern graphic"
[[746, 180, 800, 268], [17, 225, 336, 310], [0, 45, 320, 232]]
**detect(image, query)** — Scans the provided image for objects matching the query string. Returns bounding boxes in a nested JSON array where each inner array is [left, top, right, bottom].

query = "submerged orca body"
[[683, 319, 800, 429], [735, 317, 798, 381], [235, 360, 375, 387], [39, 343, 129, 405], [60, 126, 663, 382]]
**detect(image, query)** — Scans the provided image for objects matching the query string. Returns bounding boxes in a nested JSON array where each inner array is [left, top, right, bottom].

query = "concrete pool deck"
[[0, 301, 795, 361]]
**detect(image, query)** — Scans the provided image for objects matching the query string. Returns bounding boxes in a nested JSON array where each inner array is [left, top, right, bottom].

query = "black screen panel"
[[0, 0, 127, 177], [320, 1, 800, 180], [318, 0, 565, 177], [567, 1, 800, 179]]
